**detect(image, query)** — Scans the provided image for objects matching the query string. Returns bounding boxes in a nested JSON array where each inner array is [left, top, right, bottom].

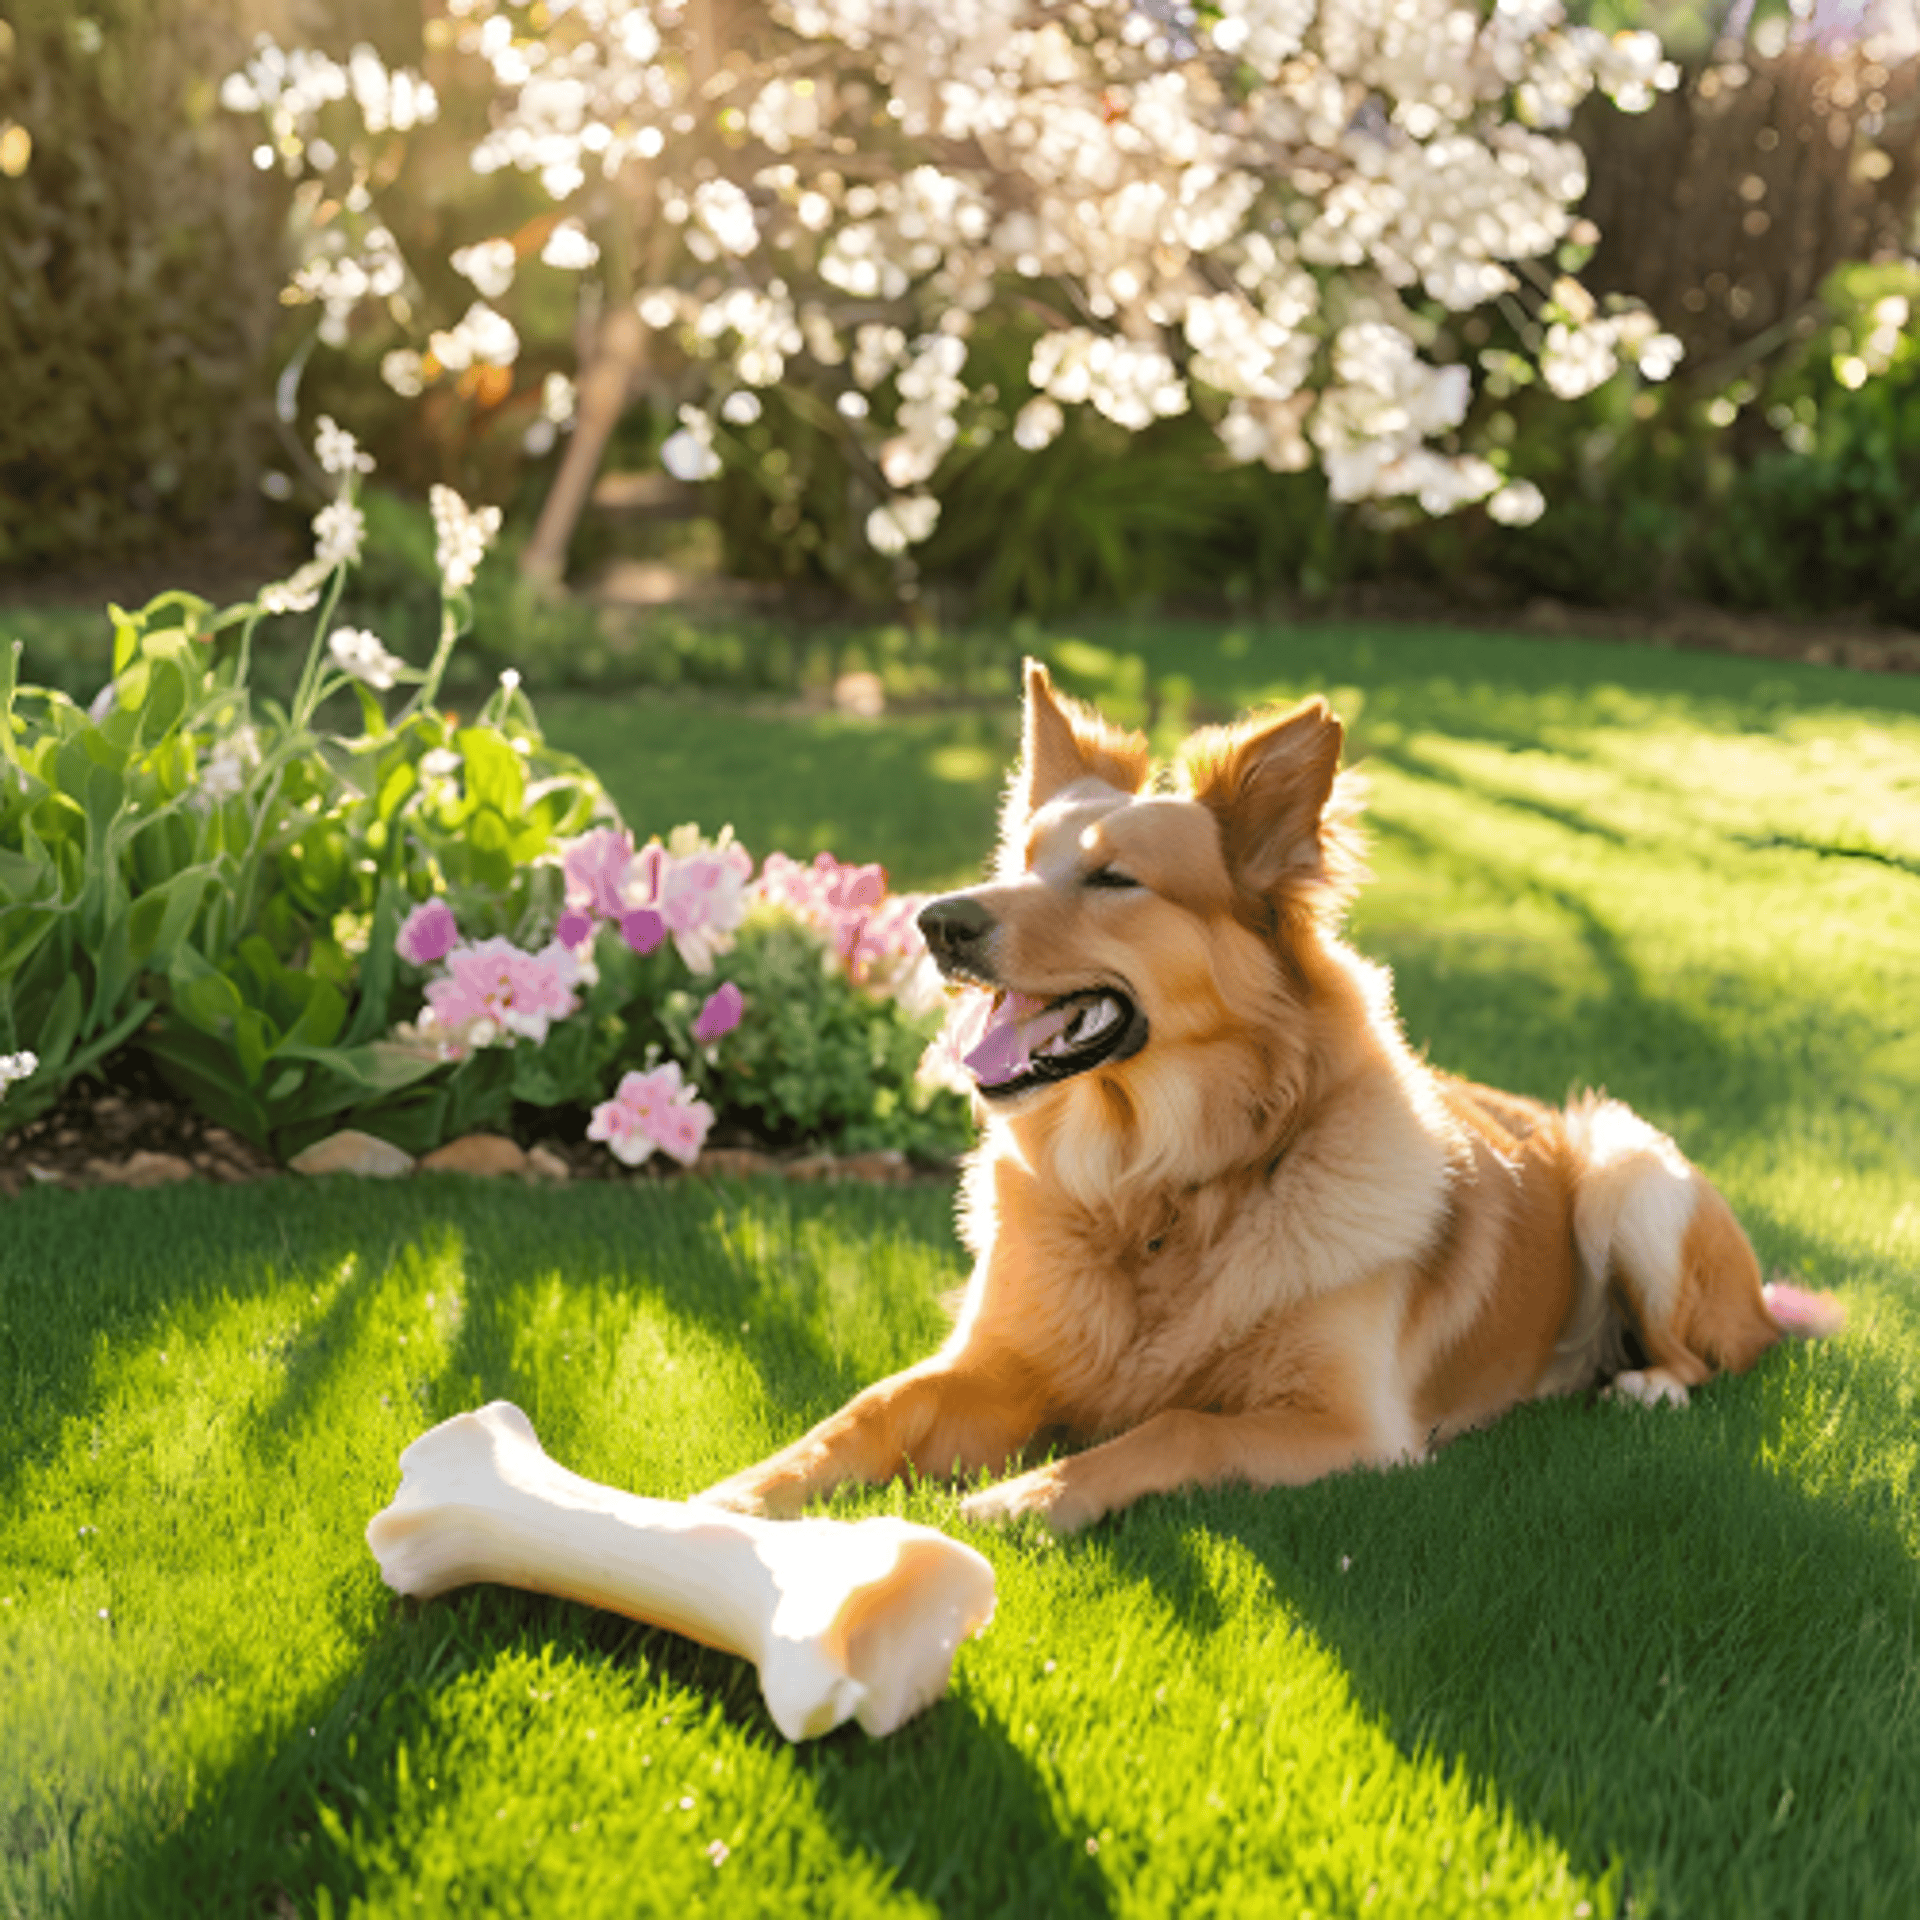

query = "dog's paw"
[[960, 1465, 1095, 1536], [1606, 1368, 1691, 1409], [694, 1473, 799, 1519]]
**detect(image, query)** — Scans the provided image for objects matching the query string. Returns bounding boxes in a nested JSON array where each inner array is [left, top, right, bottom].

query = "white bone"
[[365, 1401, 996, 1741]]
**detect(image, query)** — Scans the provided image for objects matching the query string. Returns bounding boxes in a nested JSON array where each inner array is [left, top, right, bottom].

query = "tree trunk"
[[518, 300, 647, 590]]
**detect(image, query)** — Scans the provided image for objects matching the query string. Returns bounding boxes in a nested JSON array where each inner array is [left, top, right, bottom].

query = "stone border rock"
[[1, 1081, 952, 1199]]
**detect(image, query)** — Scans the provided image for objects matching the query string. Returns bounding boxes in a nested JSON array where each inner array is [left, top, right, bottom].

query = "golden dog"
[[702, 662, 1837, 1533]]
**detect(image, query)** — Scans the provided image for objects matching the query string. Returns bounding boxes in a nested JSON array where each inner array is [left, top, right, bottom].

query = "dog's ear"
[[1183, 699, 1363, 926], [1002, 660, 1150, 846]]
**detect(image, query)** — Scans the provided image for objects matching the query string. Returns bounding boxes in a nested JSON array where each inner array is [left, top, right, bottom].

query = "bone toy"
[[365, 1401, 996, 1741]]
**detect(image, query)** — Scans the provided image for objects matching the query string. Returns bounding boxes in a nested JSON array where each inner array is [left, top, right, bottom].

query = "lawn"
[[4, 621, 1917, 1917]]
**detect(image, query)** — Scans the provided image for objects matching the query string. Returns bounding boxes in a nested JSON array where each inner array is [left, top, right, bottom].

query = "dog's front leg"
[[699, 1352, 1045, 1518], [960, 1400, 1402, 1536]]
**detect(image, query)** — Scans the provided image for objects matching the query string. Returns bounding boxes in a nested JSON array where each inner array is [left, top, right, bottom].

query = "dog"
[[701, 661, 1840, 1534]]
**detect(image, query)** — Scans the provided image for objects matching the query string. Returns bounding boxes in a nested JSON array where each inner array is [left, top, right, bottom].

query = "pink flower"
[[563, 827, 635, 921], [656, 844, 752, 972], [556, 907, 596, 950], [424, 937, 580, 1047], [751, 851, 932, 1005], [620, 908, 666, 956], [396, 898, 459, 966], [693, 981, 743, 1043], [587, 1061, 715, 1168]]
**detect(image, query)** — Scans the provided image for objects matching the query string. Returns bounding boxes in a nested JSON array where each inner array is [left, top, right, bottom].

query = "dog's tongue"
[[962, 991, 1073, 1088]]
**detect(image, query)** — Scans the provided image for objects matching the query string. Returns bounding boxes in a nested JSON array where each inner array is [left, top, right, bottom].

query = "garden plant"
[[0, 421, 966, 1175]]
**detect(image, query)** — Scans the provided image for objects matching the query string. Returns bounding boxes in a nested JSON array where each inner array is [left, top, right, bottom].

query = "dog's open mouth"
[[957, 987, 1147, 1099]]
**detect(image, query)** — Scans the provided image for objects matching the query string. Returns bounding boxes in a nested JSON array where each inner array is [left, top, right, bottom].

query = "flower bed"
[[0, 426, 971, 1179]]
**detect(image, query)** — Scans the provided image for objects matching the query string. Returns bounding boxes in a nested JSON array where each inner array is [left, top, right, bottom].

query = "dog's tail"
[[1762, 1280, 1847, 1342]]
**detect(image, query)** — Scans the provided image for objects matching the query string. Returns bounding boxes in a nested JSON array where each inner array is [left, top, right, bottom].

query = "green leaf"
[[116, 658, 152, 714], [141, 1021, 271, 1146], [110, 606, 140, 675], [234, 1006, 272, 1087], [458, 726, 524, 821], [375, 758, 417, 824], [34, 974, 84, 1077], [276, 1038, 446, 1099], [169, 947, 246, 1036], [267, 1064, 307, 1102], [354, 682, 388, 740], [64, 996, 157, 1082], [341, 880, 406, 1048], [127, 865, 213, 973], [270, 972, 346, 1056]]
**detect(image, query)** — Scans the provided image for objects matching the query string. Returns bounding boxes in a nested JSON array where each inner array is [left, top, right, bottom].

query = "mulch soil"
[[0, 1054, 950, 1201]]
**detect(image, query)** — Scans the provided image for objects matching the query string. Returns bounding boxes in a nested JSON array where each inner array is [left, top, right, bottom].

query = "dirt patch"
[[0, 1059, 954, 1200]]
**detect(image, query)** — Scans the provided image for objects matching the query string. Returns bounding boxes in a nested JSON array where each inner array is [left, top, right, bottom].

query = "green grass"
[[6, 621, 1918, 1916]]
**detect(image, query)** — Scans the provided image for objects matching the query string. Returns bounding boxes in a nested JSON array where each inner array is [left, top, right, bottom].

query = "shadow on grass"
[[1087, 1330, 1919, 1914], [77, 1590, 1112, 1919], [59, 1177, 1108, 1917], [0, 1184, 382, 1516]]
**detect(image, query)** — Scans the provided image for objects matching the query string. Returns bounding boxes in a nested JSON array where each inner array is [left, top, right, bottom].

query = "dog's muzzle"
[[917, 893, 1148, 1101], [917, 894, 997, 983]]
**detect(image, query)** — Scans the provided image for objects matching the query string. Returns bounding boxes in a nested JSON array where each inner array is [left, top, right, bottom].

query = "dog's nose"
[[917, 894, 995, 971]]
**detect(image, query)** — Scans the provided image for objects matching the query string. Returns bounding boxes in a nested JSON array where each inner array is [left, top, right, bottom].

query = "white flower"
[[1540, 320, 1620, 400], [381, 349, 426, 398], [428, 300, 519, 371], [259, 558, 332, 616], [1487, 480, 1547, 526], [1638, 332, 1684, 383], [451, 238, 517, 299], [312, 498, 366, 569], [1013, 397, 1064, 451], [541, 219, 600, 270], [428, 484, 503, 592], [314, 415, 374, 477], [0, 1050, 36, 1098], [328, 626, 405, 690], [539, 371, 576, 425], [866, 495, 940, 554], [192, 726, 262, 811], [661, 407, 723, 483]]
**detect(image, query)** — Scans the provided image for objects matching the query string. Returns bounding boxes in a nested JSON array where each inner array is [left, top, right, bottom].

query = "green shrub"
[[1, 435, 973, 1165], [0, 1, 285, 571]]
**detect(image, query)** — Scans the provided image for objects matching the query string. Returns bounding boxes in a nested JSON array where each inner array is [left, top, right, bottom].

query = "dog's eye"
[[1083, 866, 1140, 891]]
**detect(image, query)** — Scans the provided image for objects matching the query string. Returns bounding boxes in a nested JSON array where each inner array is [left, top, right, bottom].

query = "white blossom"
[[192, 726, 261, 811], [328, 627, 405, 689], [314, 415, 374, 477], [1013, 397, 1064, 451], [452, 238, 517, 299], [867, 494, 940, 554], [1487, 479, 1547, 525], [259, 557, 332, 615], [312, 498, 366, 569], [429, 485, 504, 592], [0, 1051, 36, 1099], [232, 0, 1686, 546], [1540, 320, 1620, 400], [381, 349, 426, 397], [661, 407, 723, 482], [429, 301, 519, 371], [540, 219, 600, 269], [1638, 332, 1684, 382]]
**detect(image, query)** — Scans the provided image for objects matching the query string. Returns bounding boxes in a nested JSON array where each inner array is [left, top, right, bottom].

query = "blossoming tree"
[[226, 0, 1684, 581]]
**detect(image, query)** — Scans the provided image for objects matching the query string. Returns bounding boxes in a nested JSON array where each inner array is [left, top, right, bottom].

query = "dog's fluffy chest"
[[966, 1123, 1454, 1436]]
